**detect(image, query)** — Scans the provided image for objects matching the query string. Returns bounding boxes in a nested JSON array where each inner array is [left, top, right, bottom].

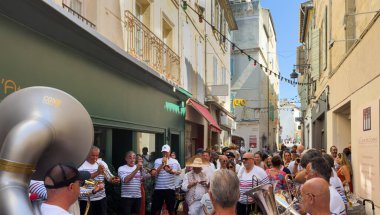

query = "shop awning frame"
[[187, 99, 222, 133]]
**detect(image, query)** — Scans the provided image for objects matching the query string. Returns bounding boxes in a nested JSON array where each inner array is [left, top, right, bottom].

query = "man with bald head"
[[300, 178, 331, 215], [236, 152, 269, 214]]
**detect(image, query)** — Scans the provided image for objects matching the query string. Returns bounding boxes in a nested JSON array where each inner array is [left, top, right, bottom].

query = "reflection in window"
[[136, 132, 156, 156], [94, 127, 107, 159]]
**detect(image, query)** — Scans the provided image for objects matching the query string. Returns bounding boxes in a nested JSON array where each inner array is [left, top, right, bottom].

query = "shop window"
[[136, 132, 156, 156], [363, 107, 371, 131], [94, 127, 108, 159]]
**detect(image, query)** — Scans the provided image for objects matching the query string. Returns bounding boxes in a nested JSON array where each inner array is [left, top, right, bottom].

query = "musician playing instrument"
[[41, 163, 92, 215], [151, 145, 181, 215], [237, 152, 270, 215], [78, 146, 120, 215], [118, 151, 147, 215]]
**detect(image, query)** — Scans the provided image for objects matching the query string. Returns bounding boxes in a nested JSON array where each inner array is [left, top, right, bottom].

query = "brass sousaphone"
[[0, 87, 94, 215]]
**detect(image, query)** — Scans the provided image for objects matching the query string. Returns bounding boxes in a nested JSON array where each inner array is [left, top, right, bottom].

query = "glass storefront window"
[[136, 132, 156, 156], [94, 127, 108, 160]]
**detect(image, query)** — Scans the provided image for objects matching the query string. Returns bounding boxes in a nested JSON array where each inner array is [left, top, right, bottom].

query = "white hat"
[[161, 144, 171, 152]]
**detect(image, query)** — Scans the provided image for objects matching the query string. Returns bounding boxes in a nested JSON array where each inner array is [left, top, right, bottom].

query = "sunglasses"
[[242, 158, 253, 161]]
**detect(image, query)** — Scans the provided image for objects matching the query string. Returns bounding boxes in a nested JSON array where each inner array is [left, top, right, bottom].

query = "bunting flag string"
[[181, 0, 313, 86]]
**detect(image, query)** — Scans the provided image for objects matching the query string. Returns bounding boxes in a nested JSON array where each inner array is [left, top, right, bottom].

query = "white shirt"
[[329, 186, 346, 215], [237, 166, 270, 204], [41, 203, 72, 215], [181, 171, 209, 203], [200, 193, 214, 215], [78, 160, 109, 201], [288, 161, 303, 175], [202, 163, 215, 180]]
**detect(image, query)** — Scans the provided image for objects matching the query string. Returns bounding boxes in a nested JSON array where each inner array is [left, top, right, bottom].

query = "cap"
[[161, 144, 171, 152], [44, 162, 91, 189], [195, 148, 204, 155], [226, 151, 235, 158]]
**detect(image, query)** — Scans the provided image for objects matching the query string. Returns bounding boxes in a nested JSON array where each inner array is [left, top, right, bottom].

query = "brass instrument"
[[0, 87, 93, 215], [244, 183, 280, 215], [96, 158, 116, 181], [80, 179, 102, 215], [244, 183, 300, 215], [284, 174, 300, 203]]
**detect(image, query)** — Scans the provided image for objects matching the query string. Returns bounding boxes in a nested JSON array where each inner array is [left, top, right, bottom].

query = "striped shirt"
[[118, 165, 144, 198], [29, 180, 47, 200], [29, 180, 96, 199], [154, 158, 181, 190], [78, 160, 108, 201], [238, 166, 270, 204], [330, 186, 346, 215], [331, 168, 348, 205]]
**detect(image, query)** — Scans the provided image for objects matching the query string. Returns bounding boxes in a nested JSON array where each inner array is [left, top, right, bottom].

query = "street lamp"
[[290, 69, 298, 79]]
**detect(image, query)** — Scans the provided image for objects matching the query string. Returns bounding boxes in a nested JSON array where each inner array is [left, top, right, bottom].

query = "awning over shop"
[[187, 99, 222, 133]]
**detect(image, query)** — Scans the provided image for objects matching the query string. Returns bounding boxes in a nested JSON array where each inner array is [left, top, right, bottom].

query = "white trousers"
[[188, 200, 204, 215]]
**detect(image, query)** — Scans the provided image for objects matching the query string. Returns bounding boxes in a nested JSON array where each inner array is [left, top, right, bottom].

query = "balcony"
[[62, 3, 95, 29], [124, 10, 180, 85]]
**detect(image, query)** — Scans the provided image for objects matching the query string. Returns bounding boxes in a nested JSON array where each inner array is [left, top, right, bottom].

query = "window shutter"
[[310, 28, 320, 80], [211, 0, 214, 26], [296, 45, 306, 74]]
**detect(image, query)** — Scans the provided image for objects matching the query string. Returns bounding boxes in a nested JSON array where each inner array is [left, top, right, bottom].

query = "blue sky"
[[260, 0, 305, 103]]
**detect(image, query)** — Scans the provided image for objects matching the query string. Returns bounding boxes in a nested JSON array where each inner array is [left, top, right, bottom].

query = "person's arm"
[[170, 162, 182, 175], [294, 169, 306, 184], [292, 162, 299, 175], [123, 166, 142, 184], [155, 158, 166, 175], [91, 164, 104, 179], [341, 166, 351, 185], [181, 174, 190, 192]]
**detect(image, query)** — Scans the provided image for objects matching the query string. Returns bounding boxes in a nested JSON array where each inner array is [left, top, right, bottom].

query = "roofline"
[[220, 0, 238, 30]]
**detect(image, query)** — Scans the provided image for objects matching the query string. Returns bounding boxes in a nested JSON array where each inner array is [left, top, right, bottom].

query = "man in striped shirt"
[[237, 152, 270, 215], [118, 151, 145, 215], [150, 145, 181, 215], [78, 146, 120, 215]]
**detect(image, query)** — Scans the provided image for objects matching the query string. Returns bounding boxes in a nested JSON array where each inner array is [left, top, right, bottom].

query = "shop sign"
[[0, 77, 21, 98]]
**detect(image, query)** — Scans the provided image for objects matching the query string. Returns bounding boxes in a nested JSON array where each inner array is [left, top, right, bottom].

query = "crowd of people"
[[29, 143, 355, 215]]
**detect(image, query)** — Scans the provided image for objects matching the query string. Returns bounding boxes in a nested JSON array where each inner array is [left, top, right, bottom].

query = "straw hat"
[[186, 156, 210, 168]]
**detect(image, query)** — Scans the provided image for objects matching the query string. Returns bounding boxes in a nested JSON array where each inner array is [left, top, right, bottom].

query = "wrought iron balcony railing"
[[62, 3, 96, 29], [124, 10, 180, 85]]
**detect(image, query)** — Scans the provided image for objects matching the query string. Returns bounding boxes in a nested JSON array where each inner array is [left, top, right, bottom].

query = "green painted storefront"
[[0, 2, 189, 168]]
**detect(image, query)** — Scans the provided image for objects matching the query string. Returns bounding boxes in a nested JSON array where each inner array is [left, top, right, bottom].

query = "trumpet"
[[96, 159, 116, 181]]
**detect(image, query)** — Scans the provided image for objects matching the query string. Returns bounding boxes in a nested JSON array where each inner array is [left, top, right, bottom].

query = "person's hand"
[[150, 169, 157, 177], [164, 165, 172, 173], [111, 176, 120, 184], [162, 157, 168, 164], [189, 181, 198, 188], [93, 182, 104, 194], [200, 181, 208, 186], [97, 164, 105, 174]]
